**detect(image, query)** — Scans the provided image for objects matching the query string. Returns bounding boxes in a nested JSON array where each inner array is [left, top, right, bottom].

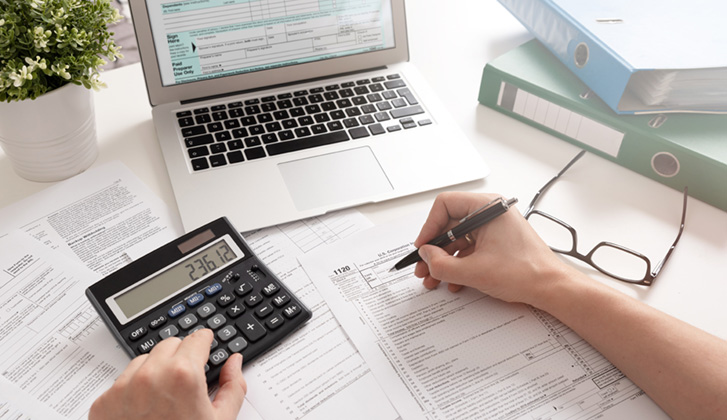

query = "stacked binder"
[[479, 1, 727, 212], [496, 0, 727, 115]]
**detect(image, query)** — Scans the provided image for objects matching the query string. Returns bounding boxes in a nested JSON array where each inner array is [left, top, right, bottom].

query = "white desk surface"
[[2, 1, 726, 343]]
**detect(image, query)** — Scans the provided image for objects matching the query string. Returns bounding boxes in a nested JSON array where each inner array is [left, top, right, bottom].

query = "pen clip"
[[459, 197, 509, 223]]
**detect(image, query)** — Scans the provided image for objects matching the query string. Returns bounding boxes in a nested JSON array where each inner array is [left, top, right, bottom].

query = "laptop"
[[129, 0, 489, 232]]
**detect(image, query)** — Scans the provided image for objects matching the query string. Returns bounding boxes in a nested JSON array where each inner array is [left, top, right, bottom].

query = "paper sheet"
[[0, 161, 399, 420], [238, 210, 400, 420], [0, 161, 183, 276], [300, 212, 670, 420], [0, 231, 127, 419], [0, 162, 185, 419]]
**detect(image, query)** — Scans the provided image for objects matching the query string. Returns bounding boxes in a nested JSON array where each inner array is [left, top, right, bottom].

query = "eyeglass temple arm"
[[651, 187, 688, 278], [524, 150, 587, 216]]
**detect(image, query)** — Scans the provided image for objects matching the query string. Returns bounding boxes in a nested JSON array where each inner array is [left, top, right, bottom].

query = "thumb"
[[419, 244, 464, 284], [212, 353, 247, 420]]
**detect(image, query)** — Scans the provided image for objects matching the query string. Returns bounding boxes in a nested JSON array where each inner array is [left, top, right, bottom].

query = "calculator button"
[[186, 293, 205, 307], [205, 283, 223, 296], [272, 293, 290, 308], [234, 282, 254, 297], [244, 293, 263, 308], [197, 303, 217, 319], [217, 293, 235, 307], [159, 324, 180, 340], [261, 282, 280, 296], [207, 314, 227, 330], [179, 314, 198, 330], [168, 303, 186, 318], [209, 348, 229, 366], [128, 326, 147, 341], [282, 304, 302, 319], [255, 304, 274, 319], [228, 336, 248, 353], [236, 315, 267, 342], [138, 337, 157, 354], [266, 315, 285, 330], [217, 325, 237, 342], [149, 315, 167, 330], [226, 303, 246, 318], [188, 325, 205, 334]]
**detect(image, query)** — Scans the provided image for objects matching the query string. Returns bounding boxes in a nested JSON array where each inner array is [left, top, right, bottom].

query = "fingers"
[[114, 353, 149, 387], [175, 328, 214, 366], [414, 192, 501, 247], [213, 353, 247, 420]]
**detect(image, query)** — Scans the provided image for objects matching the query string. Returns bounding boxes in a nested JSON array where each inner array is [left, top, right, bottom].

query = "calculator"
[[86, 217, 312, 383]]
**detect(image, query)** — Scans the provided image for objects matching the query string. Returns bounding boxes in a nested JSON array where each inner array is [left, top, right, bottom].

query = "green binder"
[[479, 40, 727, 212]]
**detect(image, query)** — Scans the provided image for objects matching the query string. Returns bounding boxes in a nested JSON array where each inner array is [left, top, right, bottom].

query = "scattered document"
[[0, 161, 183, 276], [239, 210, 399, 420], [0, 231, 127, 419], [0, 162, 185, 419], [300, 213, 670, 420]]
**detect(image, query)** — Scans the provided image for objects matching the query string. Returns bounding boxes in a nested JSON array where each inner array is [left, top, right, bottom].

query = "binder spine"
[[479, 65, 727, 212], [497, 0, 633, 114]]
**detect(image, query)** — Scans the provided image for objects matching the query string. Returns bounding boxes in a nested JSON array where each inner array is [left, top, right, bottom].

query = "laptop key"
[[369, 124, 386, 135], [278, 130, 294, 140], [209, 154, 227, 167], [227, 151, 244, 163], [266, 130, 349, 156], [191, 158, 210, 171], [181, 126, 206, 137], [245, 147, 266, 160], [294, 127, 311, 137], [384, 79, 406, 89], [178, 117, 195, 127], [185, 134, 214, 147], [244, 136, 262, 147], [188, 146, 209, 158], [390, 105, 424, 119], [349, 127, 369, 139]]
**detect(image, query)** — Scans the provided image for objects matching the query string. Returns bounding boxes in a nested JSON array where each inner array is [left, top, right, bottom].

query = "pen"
[[389, 197, 518, 272]]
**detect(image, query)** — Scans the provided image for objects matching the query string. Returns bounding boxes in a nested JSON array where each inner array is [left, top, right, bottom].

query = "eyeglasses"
[[523, 150, 687, 286]]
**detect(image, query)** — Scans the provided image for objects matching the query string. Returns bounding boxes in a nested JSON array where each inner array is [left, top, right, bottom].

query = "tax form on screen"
[[145, 0, 395, 86], [300, 213, 670, 420]]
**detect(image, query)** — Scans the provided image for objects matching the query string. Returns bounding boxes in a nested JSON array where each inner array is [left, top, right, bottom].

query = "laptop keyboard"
[[175, 74, 431, 171]]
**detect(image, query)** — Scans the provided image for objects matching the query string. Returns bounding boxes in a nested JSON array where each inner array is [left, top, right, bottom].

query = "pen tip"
[[388, 266, 397, 273]]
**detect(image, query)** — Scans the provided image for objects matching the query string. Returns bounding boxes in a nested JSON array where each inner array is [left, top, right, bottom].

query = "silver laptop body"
[[129, 0, 489, 232]]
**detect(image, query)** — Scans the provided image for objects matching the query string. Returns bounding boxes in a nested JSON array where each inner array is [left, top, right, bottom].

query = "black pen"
[[389, 197, 518, 272]]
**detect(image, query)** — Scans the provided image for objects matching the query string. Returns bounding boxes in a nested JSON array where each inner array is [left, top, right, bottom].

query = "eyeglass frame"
[[523, 150, 687, 286]]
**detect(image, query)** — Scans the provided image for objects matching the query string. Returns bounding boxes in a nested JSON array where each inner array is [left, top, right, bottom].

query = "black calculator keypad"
[[87, 218, 312, 385], [119, 262, 310, 383]]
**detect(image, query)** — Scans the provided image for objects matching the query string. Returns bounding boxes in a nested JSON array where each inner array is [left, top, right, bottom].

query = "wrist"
[[523, 261, 592, 313]]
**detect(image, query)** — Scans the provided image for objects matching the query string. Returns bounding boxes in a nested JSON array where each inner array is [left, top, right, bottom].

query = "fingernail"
[[418, 247, 429, 263]]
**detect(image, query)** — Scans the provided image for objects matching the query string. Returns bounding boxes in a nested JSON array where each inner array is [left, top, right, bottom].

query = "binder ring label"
[[574, 43, 589, 68], [651, 152, 680, 178]]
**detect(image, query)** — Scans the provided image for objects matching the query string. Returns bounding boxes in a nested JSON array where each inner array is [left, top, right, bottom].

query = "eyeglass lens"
[[527, 212, 650, 282]]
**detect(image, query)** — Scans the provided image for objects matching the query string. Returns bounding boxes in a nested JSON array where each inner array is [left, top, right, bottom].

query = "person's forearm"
[[534, 267, 727, 420]]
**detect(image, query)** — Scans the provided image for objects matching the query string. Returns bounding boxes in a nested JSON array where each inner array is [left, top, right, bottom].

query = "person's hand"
[[413, 192, 575, 306], [89, 329, 247, 420]]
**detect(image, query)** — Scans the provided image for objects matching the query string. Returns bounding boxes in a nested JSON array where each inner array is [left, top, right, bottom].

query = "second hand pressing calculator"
[[86, 217, 311, 383]]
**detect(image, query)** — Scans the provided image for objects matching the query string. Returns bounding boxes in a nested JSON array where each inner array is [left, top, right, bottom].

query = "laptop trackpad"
[[278, 147, 393, 211]]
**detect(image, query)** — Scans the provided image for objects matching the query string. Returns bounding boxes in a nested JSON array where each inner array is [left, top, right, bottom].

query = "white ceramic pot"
[[0, 82, 98, 182]]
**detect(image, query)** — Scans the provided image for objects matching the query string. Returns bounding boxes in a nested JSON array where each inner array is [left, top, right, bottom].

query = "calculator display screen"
[[113, 239, 238, 319]]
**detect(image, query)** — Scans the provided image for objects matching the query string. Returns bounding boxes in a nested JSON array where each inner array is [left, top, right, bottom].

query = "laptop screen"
[[145, 0, 396, 87]]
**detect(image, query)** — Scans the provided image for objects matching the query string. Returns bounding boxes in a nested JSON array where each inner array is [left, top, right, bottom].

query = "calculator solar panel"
[[86, 217, 311, 383]]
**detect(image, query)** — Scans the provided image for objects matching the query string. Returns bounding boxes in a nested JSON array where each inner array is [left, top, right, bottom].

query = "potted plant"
[[0, 0, 123, 182]]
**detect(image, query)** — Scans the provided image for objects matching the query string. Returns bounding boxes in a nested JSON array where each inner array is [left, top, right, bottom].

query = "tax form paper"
[[300, 213, 669, 420]]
